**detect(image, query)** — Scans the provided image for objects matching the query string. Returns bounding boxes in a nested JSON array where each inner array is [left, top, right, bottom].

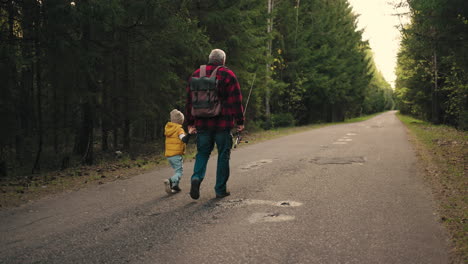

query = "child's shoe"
[[164, 179, 181, 194], [164, 179, 172, 194], [171, 185, 181, 193]]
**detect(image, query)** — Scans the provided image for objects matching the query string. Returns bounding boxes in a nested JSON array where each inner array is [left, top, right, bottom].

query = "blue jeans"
[[167, 155, 183, 186], [192, 130, 232, 195]]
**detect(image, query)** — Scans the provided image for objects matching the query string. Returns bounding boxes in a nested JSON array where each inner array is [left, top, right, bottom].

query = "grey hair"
[[208, 49, 226, 65]]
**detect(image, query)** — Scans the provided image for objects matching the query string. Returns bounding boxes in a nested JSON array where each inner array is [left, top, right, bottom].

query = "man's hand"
[[237, 125, 245, 132], [188, 125, 197, 134]]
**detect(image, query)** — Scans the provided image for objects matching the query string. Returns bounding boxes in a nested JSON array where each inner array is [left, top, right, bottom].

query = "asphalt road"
[[0, 111, 449, 264]]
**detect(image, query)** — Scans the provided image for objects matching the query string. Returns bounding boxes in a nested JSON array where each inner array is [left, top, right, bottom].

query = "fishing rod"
[[234, 73, 256, 148]]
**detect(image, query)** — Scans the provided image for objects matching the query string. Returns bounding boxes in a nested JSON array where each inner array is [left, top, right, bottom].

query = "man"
[[186, 49, 244, 200]]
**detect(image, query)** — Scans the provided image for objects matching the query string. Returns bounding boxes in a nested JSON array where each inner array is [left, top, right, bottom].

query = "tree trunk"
[[79, 101, 94, 165], [102, 129, 109, 151], [18, 55, 34, 168], [113, 127, 118, 150], [295, 0, 300, 48], [63, 79, 70, 153], [431, 49, 440, 124], [32, 3, 43, 174], [32, 49, 43, 174], [77, 0, 95, 165], [101, 64, 109, 151], [123, 119, 130, 150], [122, 7, 131, 150], [324, 103, 332, 123], [0, 148, 7, 178], [7, 1, 21, 167], [52, 61, 59, 153], [111, 49, 119, 150], [265, 0, 273, 120]]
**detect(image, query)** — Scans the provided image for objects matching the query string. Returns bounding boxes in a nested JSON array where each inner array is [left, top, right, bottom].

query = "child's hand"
[[188, 126, 197, 134]]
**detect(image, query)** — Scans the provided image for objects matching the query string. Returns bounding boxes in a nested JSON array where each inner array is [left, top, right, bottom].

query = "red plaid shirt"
[[186, 63, 244, 131]]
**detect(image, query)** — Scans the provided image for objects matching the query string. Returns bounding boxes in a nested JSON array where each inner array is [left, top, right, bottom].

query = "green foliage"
[[395, 0, 468, 129], [271, 112, 296, 128], [271, 0, 390, 124]]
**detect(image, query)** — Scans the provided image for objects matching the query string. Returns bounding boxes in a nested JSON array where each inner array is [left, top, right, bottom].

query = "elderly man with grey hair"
[[185, 49, 245, 200], [208, 48, 226, 65]]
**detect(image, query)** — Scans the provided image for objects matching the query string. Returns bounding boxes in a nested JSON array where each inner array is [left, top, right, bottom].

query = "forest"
[[1, 0, 396, 177], [395, 0, 468, 129]]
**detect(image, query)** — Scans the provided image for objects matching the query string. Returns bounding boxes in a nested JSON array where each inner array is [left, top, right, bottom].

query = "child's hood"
[[165, 122, 182, 137]]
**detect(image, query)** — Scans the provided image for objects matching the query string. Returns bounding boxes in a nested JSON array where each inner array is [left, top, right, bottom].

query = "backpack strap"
[[199, 65, 222, 78], [210, 66, 222, 78], [200, 65, 207, 78]]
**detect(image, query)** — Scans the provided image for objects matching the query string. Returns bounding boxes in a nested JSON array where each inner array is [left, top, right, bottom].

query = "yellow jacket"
[[164, 122, 186, 157]]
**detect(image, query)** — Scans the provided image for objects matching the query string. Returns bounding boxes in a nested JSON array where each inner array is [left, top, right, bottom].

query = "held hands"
[[188, 126, 197, 134], [189, 125, 242, 133]]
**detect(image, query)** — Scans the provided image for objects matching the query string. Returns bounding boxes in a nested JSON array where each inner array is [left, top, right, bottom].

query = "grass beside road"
[[0, 112, 381, 208], [397, 113, 467, 263]]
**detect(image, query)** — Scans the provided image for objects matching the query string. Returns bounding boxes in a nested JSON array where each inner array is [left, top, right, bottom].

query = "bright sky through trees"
[[347, 0, 409, 88]]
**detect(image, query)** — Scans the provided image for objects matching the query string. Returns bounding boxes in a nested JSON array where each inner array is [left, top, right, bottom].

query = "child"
[[164, 109, 192, 194]]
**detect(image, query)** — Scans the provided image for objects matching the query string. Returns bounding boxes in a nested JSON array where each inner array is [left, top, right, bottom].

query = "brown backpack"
[[189, 65, 222, 118]]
